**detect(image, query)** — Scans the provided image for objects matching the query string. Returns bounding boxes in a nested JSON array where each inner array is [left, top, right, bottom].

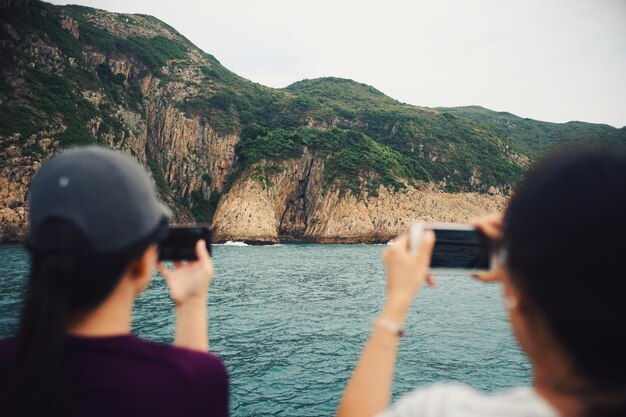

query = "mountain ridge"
[[443, 105, 625, 129]]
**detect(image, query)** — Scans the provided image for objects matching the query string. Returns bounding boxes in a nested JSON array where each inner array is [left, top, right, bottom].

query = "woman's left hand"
[[337, 228, 435, 417], [382, 231, 435, 321]]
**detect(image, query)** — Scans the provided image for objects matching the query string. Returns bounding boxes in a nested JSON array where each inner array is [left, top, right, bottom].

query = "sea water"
[[0, 243, 531, 416]]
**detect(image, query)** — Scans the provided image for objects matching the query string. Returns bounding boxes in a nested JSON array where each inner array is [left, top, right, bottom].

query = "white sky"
[[49, 0, 626, 128]]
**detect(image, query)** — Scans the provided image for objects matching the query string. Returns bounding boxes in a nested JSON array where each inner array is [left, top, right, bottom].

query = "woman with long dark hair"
[[338, 146, 626, 417], [0, 147, 228, 417]]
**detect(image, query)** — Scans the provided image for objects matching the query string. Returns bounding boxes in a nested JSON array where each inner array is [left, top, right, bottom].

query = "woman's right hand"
[[472, 215, 504, 283], [158, 239, 214, 306], [158, 240, 213, 352]]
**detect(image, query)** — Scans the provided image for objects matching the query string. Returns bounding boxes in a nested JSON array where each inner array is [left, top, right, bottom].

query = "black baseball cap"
[[28, 146, 172, 253]]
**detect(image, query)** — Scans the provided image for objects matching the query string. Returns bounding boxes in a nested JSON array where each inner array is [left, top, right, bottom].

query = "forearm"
[[173, 295, 209, 352], [337, 299, 410, 417]]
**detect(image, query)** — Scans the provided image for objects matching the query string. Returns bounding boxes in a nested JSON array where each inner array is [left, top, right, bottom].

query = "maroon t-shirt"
[[0, 335, 229, 417]]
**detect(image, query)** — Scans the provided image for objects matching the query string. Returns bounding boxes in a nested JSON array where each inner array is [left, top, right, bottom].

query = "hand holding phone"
[[157, 238, 213, 352], [383, 232, 436, 317], [471, 216, 504, 282], [409, 223, 495, 275], [158, 226, 212, 261], [158, 237, 213, 301]]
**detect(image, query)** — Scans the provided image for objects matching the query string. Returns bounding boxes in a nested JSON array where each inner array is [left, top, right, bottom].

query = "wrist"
[[381, 297, 412, 324], [174, 292, 207, 310], [373, 316, 407, 338]]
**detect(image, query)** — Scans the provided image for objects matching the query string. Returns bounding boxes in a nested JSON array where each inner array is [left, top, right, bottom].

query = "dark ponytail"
[[2, 218, 157, 417], [8, 253, 77, 416]]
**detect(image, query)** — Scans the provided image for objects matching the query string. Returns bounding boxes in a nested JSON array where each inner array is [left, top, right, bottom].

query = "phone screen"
[[429, 228, 492, 271], [158, 227, 212, 261]]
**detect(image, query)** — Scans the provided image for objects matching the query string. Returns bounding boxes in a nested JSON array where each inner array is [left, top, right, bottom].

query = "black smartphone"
[[158, 226, 212, 261], [410, 223, 495, 274]]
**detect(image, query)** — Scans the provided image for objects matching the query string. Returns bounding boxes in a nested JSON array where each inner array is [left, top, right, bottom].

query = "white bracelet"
[[373, 317, 406, 337]]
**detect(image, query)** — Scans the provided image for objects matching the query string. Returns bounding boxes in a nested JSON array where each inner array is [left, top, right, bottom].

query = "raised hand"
[[382, 230, 435, 321], [157, 240, 213, 351], [472, 215, 504, 283], [158, 240, 214, 306]]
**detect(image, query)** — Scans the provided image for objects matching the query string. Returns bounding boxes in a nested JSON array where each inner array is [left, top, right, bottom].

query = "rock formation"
[[212, 152, 507, 243]]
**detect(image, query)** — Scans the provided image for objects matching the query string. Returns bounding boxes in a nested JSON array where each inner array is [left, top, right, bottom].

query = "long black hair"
[[503, 146, 626, 416], [2, 218, 160, 417]]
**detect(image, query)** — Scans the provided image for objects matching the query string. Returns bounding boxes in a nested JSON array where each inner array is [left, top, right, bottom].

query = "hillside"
[[440, 105, 626, 158], [1, 0, 624, 243]]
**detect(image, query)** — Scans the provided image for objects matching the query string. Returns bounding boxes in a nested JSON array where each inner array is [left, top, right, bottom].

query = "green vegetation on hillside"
[[0, 1, 152, 150], [0, 67, 98, 147], [178, 81, 306, 135], [285, 77, 401, 116], [62, 5, 190, 73], [441, 106, 626, 157], [279, 78, 528, 192], [235, 125, 429, 193], [181, 76, 530, 194]]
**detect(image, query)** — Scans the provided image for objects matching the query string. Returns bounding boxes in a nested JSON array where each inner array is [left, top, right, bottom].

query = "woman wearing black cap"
[[0, 147, 228, 417], [337, 147, 626, 417]]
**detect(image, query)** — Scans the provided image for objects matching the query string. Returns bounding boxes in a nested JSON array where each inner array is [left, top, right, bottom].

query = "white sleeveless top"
[[376, 384, 559, 417]]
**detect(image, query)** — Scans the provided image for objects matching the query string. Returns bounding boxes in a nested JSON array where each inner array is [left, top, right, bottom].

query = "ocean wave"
[[216, 241, 286, 247], [222, 241, 249, 246]]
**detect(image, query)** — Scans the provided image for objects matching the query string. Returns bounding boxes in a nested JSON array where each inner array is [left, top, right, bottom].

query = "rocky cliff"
[[1, 0, 624, 244], [212, 151, 507, 243]]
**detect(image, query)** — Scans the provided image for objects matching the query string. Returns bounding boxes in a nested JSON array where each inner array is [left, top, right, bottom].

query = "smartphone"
[[410, 223, 495, 274], [158, 226, 212, 261]]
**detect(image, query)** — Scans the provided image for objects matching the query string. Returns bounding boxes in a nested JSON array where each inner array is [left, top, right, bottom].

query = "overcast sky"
[[49, 0, 626, 128]]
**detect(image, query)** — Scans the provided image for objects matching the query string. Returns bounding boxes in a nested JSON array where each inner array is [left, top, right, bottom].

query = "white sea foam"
[[223, 241, 249, 246], [215, 241, 285, 247]]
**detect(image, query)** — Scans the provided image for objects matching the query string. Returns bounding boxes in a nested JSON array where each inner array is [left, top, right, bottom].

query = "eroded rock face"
[[0, 140, 52, 243], [211, 177, 281, 244], [60, 16, 79, 39], [212, 153, 507, 243], [304, 187, 506, 243], [144, 99, 238, 197], [85, 11, 177, 40]]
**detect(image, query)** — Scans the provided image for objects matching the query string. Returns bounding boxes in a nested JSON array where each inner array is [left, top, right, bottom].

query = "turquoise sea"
[[0, 243, 531, 416]]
